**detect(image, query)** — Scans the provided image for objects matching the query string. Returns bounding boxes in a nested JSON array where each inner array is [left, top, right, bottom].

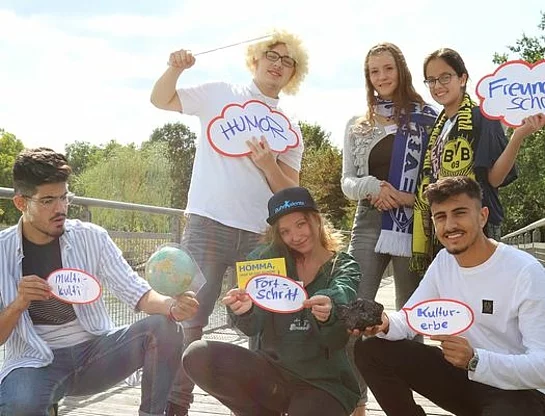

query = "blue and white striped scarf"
[[374, 100, 437, 257]]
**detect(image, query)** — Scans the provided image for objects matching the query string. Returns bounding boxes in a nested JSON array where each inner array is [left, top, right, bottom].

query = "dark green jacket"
[[229, 244, 361, 413]]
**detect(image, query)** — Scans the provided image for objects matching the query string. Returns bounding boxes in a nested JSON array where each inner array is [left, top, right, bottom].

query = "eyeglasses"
[[423, 73, 457, 88], [23, 192, 75, 209], [264, 50, 296, 68]]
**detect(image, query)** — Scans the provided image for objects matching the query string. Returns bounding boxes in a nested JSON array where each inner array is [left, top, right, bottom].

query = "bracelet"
[[168, 302, 178, 322]]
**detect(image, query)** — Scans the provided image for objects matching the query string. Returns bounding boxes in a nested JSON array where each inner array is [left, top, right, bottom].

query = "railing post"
[[171, 215, 182, 243], [532, 228, 542, 243], [80, 205, 92, 222]]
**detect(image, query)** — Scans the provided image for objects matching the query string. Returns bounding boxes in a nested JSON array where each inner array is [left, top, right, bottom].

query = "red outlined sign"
[[476, 59, 545, 127], [246, 273, 307, 313], [402, 298, 474, 336], [47, 268, 102, 304], [206, 100, 300, 157]]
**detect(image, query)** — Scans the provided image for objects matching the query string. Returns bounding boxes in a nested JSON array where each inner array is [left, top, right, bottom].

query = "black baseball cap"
[[266, 186, 319, 225]]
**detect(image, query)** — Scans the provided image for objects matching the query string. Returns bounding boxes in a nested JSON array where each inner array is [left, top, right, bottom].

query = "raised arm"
[[488, 113, 545, 187], [150, 49, 196, 112]]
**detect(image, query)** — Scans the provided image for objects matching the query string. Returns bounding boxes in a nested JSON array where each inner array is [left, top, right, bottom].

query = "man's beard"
[[33, 219, 65, 240], [443, 233, 477, 256], [445, 245, 469, 255]]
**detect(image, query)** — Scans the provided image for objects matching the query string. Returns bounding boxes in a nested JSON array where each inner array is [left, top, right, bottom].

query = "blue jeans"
[[347, 203, 423, 405], [168, 214, 261, 409], [0, 315, 184, 416], [348, 204, 421, 308]]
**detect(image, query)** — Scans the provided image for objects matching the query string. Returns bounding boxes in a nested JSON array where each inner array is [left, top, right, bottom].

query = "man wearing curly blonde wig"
[[151, 29, 308, 416]]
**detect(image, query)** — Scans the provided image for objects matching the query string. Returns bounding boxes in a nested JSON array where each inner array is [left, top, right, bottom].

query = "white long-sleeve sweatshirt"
[[381, 243, 545, 393]]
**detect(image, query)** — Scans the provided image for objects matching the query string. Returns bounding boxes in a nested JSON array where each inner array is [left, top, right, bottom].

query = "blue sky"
[[1, 0, 543, 151]]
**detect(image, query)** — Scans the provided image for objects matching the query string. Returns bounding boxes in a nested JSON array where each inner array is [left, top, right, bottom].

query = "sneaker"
[[165, 401, 188, 416]]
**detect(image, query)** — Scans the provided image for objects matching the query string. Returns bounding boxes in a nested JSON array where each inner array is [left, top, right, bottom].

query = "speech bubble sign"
[[476, 59, 545, 127], [207, 99, 300, 157], [402, 298, 474, 336], [47, 268, 102, 304], [245, 273, 308, 313]]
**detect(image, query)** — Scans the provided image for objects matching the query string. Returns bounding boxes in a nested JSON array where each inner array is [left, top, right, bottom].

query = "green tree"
[[65, 140, 127, 177], [298, 121, 353, 230], [72, 143, 172, 232], [146, 122, 196, 209], [65, 141, 104, 176], [299, 121, 333, 151], [493, 12, 545, 234], [0, 129, 24, 223]]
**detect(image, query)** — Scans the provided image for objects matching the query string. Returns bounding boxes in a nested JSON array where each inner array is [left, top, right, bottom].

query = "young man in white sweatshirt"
[[354, 176, 545, 416]]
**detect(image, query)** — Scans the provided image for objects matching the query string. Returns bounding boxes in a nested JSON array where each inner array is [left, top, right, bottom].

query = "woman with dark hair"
[[411, 47, 545, 274], [182, 187, 361, 416], [341, 43, 437, 415]]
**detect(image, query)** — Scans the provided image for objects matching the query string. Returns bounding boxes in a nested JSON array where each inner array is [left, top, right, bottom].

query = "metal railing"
[[0, 187, 233, 339], [501, 217, 545, 266]]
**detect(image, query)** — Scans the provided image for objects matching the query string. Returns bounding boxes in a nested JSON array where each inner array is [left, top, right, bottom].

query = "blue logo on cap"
[[274, 200, 305, 214]]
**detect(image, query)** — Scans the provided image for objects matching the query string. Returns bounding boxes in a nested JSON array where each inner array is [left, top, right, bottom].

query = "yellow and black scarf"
[[410, 94, 476, 274]]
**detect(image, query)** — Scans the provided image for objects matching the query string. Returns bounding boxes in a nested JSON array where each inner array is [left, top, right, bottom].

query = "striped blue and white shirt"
[[0, 219, 152, 383]]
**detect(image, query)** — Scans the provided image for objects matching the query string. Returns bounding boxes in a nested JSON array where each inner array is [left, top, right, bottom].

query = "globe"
[[145, 246, 197, 296]]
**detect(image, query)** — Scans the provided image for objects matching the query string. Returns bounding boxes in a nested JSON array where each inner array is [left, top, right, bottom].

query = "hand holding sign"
[[515, 113, 545, 138], [16, 275, 53, 309], [246, 136, 277, 173], [222, 288, 253, 315], [431, 334, 475, 370], [246, 274, 307, 313], [47, 268, 102, 304], [403, 299, 474, 336]]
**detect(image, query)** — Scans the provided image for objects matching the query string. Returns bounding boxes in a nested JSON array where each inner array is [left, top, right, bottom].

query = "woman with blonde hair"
[[183, 187, 361, 416], [341, 42, 437, 415]]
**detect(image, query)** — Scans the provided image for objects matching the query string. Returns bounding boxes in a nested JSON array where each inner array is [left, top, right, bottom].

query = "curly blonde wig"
[[245, 29, 308, 95]]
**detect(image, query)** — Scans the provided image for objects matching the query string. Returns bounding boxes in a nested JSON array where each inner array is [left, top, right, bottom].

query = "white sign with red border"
[[47, 268, 102, 304], [245, 273, 307, 313], [207, 100, 300, 156], [476, 59, 545, 127], [402, 298, 474, 336]]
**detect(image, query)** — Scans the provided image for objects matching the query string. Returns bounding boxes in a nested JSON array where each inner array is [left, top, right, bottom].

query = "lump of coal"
[[337, 298, 384, 331]]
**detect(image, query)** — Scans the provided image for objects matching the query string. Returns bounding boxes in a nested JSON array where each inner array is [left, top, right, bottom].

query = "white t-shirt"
[[382, 243, 545, 392], [177, 81, 303, 234]]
